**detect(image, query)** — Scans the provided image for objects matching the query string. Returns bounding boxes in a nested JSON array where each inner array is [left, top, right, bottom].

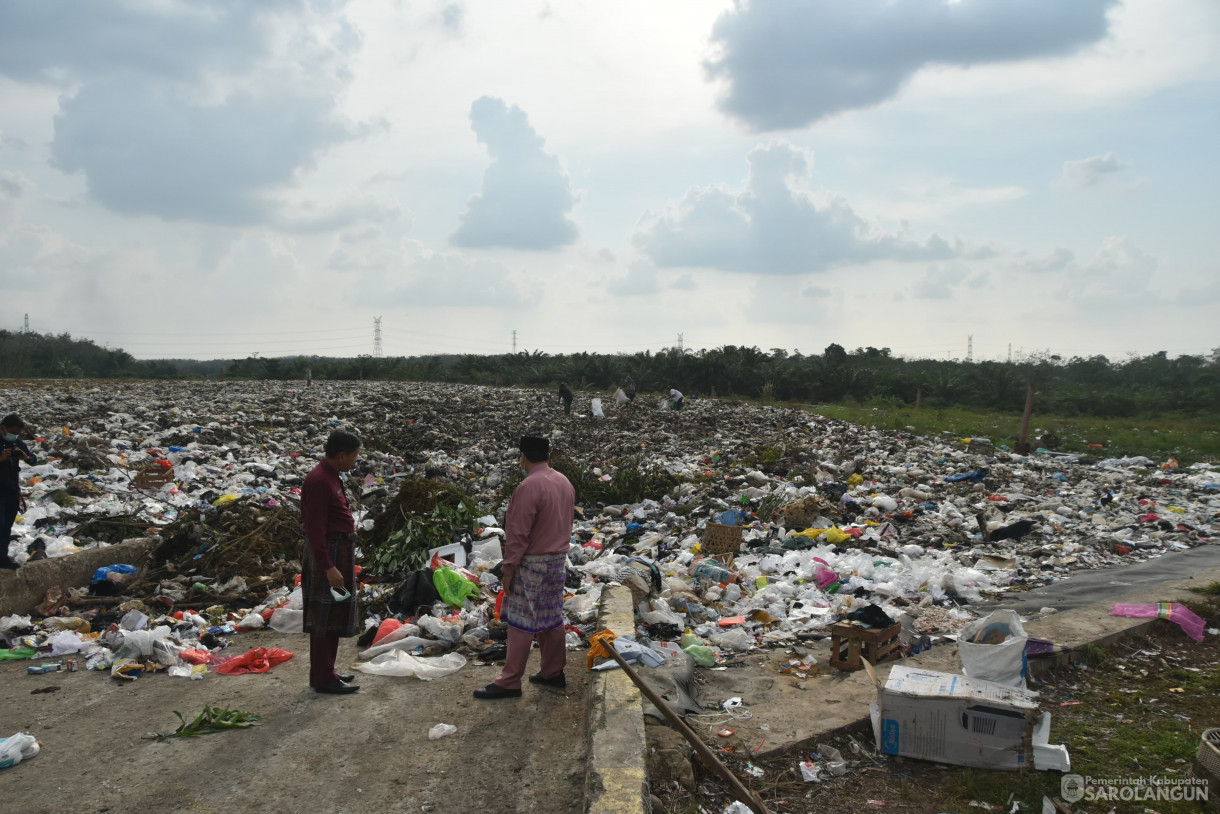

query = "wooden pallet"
[[702, 522, 743, 561], [132, 465, 174, 490], [829, 621, 901, 672]]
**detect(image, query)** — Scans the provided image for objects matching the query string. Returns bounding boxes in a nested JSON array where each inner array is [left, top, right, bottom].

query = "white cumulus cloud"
[[1061, 152, 1129, 188], [450, 97, 578, 250], [634, 141, 957, 275]]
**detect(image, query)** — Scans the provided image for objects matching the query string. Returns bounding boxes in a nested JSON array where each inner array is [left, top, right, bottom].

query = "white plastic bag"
[[591, 398, 604, 418], [357, 636, 435, 660], [417, 615, 462, 644], [470, 538, 502, 563], [710, 628, 751, 652], [958, 609, 1028, 688], [238, 613, 264, 630], [0, 615, 33, 636], [0, 733, 40, 770], [428, 723, 457, 740], [48, 630, 90, 656], [286, 587, 304, 610], [354, 651, 466, 680], [269, 608, 303, 633]]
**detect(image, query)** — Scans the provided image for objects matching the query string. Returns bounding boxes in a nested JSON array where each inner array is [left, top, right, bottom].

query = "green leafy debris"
[[149, 705, 262, 741]]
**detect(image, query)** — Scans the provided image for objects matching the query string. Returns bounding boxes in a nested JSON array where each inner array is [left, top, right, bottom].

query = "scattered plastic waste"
[[817, 743, 848, 776], [0, 733, 40, 769], [0, 380, 1214, 741], [354, 651, 466, 679], [1110, 602, 1206, 642], [428, 723, 458, 740], [215, 647, 294, 675]]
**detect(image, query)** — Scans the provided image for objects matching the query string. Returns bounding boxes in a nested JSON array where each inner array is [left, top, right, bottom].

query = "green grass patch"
[[1075, 641, 1114, 668], [802, 403, 1220, 465], [1188, 581, 1220, 597]]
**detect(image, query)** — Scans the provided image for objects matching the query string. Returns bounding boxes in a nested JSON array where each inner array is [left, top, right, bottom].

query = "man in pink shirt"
[[474, 436, 575, 699]]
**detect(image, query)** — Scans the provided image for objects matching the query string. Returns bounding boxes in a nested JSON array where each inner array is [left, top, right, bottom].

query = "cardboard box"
[[868, 664, 1069, 772]]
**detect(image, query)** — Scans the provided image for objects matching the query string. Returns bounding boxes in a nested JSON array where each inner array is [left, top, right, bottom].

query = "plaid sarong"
[[301, 532, 359, 638], [504, 552, 568, 634]]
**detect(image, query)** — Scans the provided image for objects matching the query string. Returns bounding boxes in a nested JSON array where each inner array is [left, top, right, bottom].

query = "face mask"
[[521, 467, 528, 478], [3, 434, 16, 442]]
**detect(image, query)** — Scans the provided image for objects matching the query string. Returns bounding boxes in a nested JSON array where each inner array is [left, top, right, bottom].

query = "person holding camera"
[[1, 414, 37, 569]]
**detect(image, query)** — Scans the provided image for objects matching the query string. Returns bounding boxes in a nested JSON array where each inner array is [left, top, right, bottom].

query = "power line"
[[78, 326, 370, 338]]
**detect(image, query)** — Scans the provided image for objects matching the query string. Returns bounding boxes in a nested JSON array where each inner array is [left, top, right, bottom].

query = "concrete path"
[[984, 544, 1220, 613]]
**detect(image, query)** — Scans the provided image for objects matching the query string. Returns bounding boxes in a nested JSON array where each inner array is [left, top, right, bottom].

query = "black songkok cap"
[[519, 436, 550, 458]]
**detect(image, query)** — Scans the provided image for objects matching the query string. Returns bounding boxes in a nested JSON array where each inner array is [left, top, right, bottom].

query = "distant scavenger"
[[669, 388, 684, 411], [558, 382, 574, 415]]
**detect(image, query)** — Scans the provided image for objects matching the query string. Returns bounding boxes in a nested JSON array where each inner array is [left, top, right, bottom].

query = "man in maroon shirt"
[[475, 436, 575, 699], [300, 430, 362, 694]]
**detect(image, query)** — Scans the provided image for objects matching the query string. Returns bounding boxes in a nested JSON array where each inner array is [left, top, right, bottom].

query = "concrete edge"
[[757, 564, 1220, 759], [584, 585, 650, 814], [0, 536, 159, 617]]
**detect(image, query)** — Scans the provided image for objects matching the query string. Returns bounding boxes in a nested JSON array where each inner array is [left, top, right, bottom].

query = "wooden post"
[[601, 646, 772, 814], [915, 388, 922, 409], [1015, 383, 1036, 454]]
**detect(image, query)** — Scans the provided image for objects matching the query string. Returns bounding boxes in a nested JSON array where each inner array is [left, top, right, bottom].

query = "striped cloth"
[[504, 552, 568, 634]]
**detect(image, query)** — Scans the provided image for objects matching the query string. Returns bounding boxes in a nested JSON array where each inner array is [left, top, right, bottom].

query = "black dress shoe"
[[315, 680, 360, 695], [336, 673, 356, 683], [473, 682, 521, 700], [529, 671, 566, 689]]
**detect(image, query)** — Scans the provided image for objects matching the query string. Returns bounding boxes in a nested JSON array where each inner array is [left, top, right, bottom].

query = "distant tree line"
[[2, 330, 1218, 418]]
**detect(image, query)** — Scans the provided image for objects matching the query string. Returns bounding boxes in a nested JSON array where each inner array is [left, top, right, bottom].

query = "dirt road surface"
[[1, 629, 590, 814]]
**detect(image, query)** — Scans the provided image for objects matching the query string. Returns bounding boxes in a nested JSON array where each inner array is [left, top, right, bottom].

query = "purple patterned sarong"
[[504, 552, 568, 634]]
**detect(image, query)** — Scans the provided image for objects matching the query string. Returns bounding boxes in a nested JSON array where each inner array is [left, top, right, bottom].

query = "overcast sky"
[[1, 0, 1217, 362]]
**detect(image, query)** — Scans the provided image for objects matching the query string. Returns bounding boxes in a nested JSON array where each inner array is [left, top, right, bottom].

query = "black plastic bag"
[[387, 568, 441, 616]]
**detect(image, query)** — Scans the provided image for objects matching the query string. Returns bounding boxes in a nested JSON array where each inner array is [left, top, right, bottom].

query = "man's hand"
[[501, 566, 516, 596], [0, 449, 10, 462], [326, 567, 345, 590]]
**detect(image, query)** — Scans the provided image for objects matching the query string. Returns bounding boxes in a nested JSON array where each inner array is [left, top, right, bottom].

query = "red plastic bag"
[[372, 618, 402, 646], [216, 646, 294, 675], [179, 649, 213, 665]]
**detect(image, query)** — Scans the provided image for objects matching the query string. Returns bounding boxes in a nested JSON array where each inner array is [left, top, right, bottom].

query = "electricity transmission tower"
[[373, 316, 383, 358]]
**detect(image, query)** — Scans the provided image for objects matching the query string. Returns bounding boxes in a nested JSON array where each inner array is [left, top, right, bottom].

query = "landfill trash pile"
[[1, 380, 1217, 693]]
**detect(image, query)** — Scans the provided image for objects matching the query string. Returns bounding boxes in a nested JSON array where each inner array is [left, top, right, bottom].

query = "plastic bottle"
[[689, 558, 740, 584]]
